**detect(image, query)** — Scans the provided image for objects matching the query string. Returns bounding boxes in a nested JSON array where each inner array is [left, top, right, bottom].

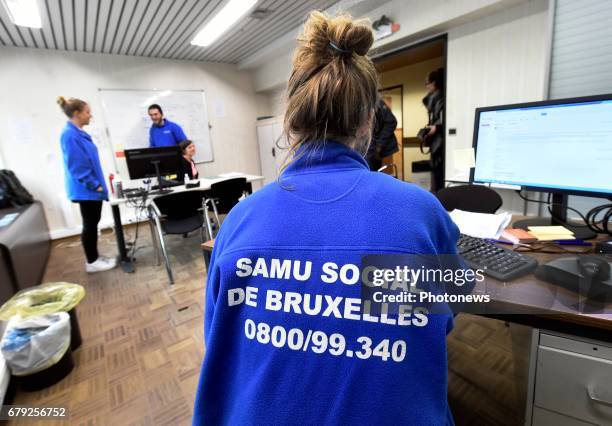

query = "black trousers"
[[77, 200, 103, 263], [430, 150, 445, 193]]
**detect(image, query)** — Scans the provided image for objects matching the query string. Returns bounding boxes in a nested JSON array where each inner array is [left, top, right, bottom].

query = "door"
[[257, 119, 286, 185]]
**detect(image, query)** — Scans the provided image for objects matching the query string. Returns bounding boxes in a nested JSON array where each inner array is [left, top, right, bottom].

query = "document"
[[449, 209, 512, 239]]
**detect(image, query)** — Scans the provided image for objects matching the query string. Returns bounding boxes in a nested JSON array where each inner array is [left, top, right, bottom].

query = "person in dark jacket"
[[423, 68, 445, 192], [58, 96, 116, 273], [178, 139, 199, 181], [365, 98, 399, 172]]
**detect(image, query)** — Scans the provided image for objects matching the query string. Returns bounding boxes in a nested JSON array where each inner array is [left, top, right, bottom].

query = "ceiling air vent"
[[249, 8, 274, 20]]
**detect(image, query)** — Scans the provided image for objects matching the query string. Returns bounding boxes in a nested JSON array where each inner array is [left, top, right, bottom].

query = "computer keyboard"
[[456, 234, 538, 281]]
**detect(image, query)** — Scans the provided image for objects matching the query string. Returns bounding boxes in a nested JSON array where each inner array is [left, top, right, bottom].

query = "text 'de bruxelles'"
[[224, 255, 489, 363]]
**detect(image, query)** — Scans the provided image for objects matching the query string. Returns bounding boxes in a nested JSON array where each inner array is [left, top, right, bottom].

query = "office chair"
[[148, 190, 208, 284], [203, 178, 250, 239], [377, 164, 398, 178], [436, 184, 502, 214]]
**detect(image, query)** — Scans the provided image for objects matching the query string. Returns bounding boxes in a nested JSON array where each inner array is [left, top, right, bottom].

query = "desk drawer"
[[533, 407, 595, 426], [535, 345, 612, 424]]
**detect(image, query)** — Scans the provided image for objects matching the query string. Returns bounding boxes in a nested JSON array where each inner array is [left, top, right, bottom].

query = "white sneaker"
[[99, 256, 118, 266], [85, 257, 117, 273]]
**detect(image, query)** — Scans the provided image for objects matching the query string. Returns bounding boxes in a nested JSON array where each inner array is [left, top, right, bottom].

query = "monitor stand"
[[148, 161, 172, 196], [514, 193, 597, 240]]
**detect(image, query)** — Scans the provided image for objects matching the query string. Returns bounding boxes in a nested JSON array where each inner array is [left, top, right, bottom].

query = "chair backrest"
[[209, 178, 248, 214], [436, 185, 502, 214], [152, 190, 208, 220]]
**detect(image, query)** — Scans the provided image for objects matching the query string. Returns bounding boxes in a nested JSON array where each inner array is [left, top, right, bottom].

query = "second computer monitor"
[[124, 146, 182, 180], [471, 93, 612, 198]]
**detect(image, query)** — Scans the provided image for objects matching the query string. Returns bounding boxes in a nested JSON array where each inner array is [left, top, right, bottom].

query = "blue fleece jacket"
[[194, 141, 461, 425], [149, 119, 187, 147], [60, 122, 108, 201]]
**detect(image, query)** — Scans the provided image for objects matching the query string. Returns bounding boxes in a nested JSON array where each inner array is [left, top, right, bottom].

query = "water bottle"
[[113, 174, 124, 198]]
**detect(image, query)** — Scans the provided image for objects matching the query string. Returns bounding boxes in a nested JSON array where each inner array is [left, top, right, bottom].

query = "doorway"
[[374, 35, 447, 191]]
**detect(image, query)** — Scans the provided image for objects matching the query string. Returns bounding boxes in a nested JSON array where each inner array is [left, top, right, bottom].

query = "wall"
[[0, 47, 263, 238], [548, 0, 612, 217], [446, 0, 550, 213], [251, 0, 528, 92]]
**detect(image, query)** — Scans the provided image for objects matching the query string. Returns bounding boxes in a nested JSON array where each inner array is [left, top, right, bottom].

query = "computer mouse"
[[595, 240, 612, 254], [578, 256, 611, 281]]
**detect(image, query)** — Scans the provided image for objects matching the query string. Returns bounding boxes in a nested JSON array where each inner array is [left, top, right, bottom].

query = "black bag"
[[417, 127, 431, 154], [0, 170, 34, 208]]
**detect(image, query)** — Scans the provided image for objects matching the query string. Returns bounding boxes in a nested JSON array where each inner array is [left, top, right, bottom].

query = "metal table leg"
[[111, 203, 134, 273]]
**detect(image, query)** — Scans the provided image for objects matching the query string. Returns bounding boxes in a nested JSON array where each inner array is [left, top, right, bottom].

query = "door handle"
[[587, 385, 612, 407], [272, 147, 276, 157]]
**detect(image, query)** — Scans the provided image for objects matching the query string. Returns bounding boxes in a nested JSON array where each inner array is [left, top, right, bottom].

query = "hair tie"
[[329, 42, 350, 54]]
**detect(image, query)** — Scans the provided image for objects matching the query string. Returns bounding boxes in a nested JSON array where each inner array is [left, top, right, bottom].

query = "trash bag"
[[0, 283, 85, 321], [1, 312, 71, 376]]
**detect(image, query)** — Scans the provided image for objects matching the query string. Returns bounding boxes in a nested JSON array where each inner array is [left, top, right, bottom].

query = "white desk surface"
[[110, 173, 264, 206]]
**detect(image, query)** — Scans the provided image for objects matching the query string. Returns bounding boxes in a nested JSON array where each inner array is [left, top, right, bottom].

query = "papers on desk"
[[218, 172, 244, 178], [0, 213, 19, 228], [449, 209, 512, 239]]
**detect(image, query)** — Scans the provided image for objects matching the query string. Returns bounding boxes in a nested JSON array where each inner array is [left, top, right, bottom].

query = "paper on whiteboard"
[[6, 117, 35, 145], [449, 209, 512, 239], [214, 100, 226, 118], [85, 124, 106, 147], [46, 152, 62, 175], [453, 148, 475, 169]]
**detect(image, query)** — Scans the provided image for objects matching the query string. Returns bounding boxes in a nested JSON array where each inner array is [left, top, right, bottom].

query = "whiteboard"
[[99, 89, 213, 163]]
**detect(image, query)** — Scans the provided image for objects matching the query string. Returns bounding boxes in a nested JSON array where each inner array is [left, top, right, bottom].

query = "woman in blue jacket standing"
[[194, 12, 462, 426], [58, 97, 116, 273]]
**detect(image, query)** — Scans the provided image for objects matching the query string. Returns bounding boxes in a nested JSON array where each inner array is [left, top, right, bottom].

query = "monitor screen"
[[124, 146, 181, 180], [472, 95, 612, 197]]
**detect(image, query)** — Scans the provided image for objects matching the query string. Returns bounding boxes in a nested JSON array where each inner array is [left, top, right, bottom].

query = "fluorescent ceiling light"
[[2, 0, 42, 28], [191, 0, 258, 47]]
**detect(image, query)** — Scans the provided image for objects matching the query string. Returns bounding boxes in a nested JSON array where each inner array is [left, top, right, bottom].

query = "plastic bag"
[[1, 313, 71, 376], [0, 283, 85, 321]]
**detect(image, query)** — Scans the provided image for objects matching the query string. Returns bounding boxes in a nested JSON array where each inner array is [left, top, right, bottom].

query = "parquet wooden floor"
[[448, 315, 526, 426], [8, 226, 206, 426], [7, 225, 523, 426]]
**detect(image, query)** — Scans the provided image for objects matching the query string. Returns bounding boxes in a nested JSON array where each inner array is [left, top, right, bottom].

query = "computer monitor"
[[124, 146, 182, 193], [471, 93, 612, 239]]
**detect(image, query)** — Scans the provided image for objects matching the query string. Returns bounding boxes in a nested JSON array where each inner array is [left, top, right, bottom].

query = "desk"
[[473, 221, 611, 341], [109, 173, 264, 273], [470, 218, 612, 425]]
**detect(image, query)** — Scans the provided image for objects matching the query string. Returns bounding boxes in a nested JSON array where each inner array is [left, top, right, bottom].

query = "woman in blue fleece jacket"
[[58, 97, 116, 273], [194, 12, 462, 426]]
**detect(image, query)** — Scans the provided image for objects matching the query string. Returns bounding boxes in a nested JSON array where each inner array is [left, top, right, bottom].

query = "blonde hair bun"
[[300, 11, 374, 59], [57, 97, 87, 118], [284, 11, 379, 164]]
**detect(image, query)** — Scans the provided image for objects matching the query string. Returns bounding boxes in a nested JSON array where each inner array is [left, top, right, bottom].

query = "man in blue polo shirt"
[[148, 104, 187, 147]]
